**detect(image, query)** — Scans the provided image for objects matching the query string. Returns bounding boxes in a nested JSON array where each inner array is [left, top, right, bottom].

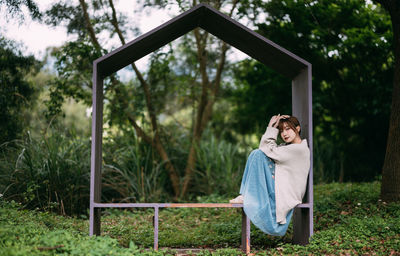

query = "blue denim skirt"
[[239, 149, 293, 236]]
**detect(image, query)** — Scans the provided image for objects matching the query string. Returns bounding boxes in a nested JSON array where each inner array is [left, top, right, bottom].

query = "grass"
[[0, 127, 250, 216], [0, 131, 91, 216], [1, 181, 399, 255]]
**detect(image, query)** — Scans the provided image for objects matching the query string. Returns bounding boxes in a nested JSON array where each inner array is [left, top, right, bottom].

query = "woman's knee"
[[249, 149, 273, 162], [249, 149, 265, 157], [250, 149, 262, 155]]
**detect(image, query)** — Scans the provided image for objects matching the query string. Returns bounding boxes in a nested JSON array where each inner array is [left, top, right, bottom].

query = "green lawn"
[[1, 181, 399, 255]]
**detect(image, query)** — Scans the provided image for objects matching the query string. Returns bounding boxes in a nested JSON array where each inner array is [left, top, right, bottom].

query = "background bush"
[[0, 126, 250, 215], [0, 129, 90, 216]]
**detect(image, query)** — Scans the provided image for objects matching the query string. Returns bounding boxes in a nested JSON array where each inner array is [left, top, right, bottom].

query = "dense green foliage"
[[0, 129, 90, 216], [230, 0, 393, 183], [1, 0, 390, 195], [1, 1, 400, 254], [0, 37, 40, 144], [0, 126, 248, 216], [1, 182, 399, 255], [1, 0, 397, 213]]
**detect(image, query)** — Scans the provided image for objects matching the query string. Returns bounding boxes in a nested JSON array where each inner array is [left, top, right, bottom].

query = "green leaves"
[[233, 0, 394, 182], [44, 39, 102, 121], [0, 128, 91, 216], [0, 0, 41, 20], [0, 37, 40, 144]]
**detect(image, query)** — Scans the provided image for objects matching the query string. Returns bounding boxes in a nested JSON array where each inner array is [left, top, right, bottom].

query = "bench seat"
[[93, 202, 311, 253]]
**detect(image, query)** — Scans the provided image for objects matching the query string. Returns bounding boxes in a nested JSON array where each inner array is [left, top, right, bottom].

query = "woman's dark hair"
[[277, 116, 301, 135]]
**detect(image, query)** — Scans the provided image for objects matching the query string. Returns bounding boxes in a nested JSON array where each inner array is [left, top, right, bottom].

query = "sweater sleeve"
[[258, 126, 289, 162]]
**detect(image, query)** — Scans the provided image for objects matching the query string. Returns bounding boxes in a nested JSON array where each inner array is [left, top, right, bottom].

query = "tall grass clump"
[[193, 128, 247, 197], [0, 127, 171, 215], [313, 138, 341, 183], [0, 122, 257, 216], [0, 130, 90, 216], [101, 132, 170, 203]]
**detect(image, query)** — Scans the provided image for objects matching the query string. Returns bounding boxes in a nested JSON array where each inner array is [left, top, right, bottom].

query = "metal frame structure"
[[93, 203, 251, 253], [90, 3, 313, 250]]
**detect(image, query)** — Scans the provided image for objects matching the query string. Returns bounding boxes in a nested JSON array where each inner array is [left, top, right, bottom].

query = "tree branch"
[[180, 0, 239, 197], [193, 28, 210, 87], [79, 0, 101, 50], [107, 0, 181, 198], [108, 0, 159, 137]]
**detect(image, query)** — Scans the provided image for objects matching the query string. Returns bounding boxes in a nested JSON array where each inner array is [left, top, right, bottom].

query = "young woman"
[[230, 114, 310, 236]]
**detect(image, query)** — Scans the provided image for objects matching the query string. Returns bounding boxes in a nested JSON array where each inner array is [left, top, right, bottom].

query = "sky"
[[0, 0, 249, 74], [0, 1, 178, 60]]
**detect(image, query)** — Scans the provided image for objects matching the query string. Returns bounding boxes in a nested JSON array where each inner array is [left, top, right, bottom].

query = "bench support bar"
[[92, 203, 250, 253]]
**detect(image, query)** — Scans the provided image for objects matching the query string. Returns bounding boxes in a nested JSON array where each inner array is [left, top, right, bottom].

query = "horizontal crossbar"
[[90, 202, 311, 252], [93, 202, 311, 208], [296, 203, 311, 208], [93, 203, 243, 208]]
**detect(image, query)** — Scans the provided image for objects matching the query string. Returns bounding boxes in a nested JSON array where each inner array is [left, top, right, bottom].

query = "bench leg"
[[89, 206, 101, 236], [241, 209, 250, 254], [293, 207, 312, 245], [153, 207, 159, 250]]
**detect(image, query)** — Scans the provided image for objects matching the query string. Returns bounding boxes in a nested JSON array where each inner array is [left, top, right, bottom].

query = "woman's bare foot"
[[229, 195, 244, 203]]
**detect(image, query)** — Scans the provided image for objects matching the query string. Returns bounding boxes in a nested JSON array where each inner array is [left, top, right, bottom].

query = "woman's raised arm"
[[259, 114, 291, 162]]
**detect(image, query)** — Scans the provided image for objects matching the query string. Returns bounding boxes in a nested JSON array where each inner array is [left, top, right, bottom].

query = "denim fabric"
[[239, 149, 293, 236]]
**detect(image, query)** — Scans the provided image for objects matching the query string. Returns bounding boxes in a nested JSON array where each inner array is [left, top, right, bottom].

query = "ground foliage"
[[1, 181, 399, 255]]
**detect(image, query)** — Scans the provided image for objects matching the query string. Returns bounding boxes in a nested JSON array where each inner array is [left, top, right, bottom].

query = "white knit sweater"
[[259, 126, 310, 224]]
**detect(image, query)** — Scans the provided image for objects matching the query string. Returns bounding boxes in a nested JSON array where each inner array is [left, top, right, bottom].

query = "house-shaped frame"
[[90, 3, 313, 247]]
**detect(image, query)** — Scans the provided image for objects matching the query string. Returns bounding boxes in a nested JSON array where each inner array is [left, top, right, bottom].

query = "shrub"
[[193, 130, 246, 197], [0, 130, 90, 216], [101, 133, 169, 203]]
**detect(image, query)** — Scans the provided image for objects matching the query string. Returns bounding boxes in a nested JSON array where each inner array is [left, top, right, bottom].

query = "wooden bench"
[[92, 202, 311, 254], [93, 203, 251, 253]]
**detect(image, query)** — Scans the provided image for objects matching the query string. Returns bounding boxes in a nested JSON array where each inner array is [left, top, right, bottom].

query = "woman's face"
[[280, 123, 300, 144]]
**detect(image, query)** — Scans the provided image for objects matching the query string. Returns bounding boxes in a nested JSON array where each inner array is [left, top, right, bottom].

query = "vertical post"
[[154, 206, 159, 250], [292, 207, 310, 245], [241, 208, 250, 254], [291, 66, 313, 244], [89, 63, 104, 236]]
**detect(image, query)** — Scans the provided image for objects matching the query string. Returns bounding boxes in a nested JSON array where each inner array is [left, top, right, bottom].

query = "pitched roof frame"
[[90, 3, 313, 246], [94, 3, 310, 78]]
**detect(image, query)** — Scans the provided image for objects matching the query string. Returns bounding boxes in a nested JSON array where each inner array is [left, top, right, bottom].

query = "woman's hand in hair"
[[268, 114, 290, 128]]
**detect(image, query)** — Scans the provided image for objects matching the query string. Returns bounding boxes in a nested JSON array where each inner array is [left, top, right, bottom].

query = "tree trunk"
[[180, 28, 210, 197], [339, 153, 344, 183], [180, 42, 229, 197], [107, 0, 182, 199], [82, 0, 238, 199], [378, 0, 400, 202], [180, 3, 235, 198], [80, 0, 181, 198]]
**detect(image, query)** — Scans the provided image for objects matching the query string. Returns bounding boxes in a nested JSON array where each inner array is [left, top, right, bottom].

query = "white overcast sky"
[[0, 0, 251, 77], [0, 1, 180, 57]]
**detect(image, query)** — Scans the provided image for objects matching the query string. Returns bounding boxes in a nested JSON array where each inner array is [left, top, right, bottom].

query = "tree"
[[0, 37, 39, 144], [0, 0, 41, 20], [43, 0, 260, 199], [0, 0, 42, 145], [231, 0, 393, 182], [374, 0, 400, 202]]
